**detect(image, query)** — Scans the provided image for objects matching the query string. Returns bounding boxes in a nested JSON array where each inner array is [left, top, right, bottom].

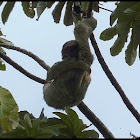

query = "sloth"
[[43, 18, 97, 109]]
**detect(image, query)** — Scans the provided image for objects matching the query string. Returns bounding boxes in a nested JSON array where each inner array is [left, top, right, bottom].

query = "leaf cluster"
[[0, 87, 98, 138], [0, 1, 99, 25], [100, 2, 140, 65]]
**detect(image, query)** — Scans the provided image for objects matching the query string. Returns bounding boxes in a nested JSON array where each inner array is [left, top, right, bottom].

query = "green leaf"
[[110, 2, 137, 26], [124, 2, 140, 13], [24, 114, 33, 129], [125, 20, 140, 65], [53, 111, 73, 136], [0, 87, 19, 131], [52, 2, 66, 23], [65, 108, 79, 133], [116, 14, 132, 42], [0, 37, 14, 45], [21, 2, 35, 18], [35, 120, 66, 138], [53, 112, 72, 129], [110, 37, 125, 56], [81, 2, 89, 13], [36, 1, 48, 21], [63, 1, 73, 26], [131, 18, 140, 47], [0, 125, 27, 138], [19, 111, 35, 120], [30, 119, 42, 137], [125, 41, 137, 66], [100, 26, 117, 41], [74, 119, 88, 136], [1, 2, 15, 24], [77, 130, 99, 138]]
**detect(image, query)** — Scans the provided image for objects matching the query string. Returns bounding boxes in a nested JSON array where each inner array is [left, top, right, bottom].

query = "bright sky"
[[0, 2, 140, 138]]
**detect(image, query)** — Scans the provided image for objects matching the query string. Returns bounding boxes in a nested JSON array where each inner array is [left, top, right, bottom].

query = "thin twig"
[[90, 33, 140, 124], [0, 44, 50, 71], [0, 51, 46, 84], [77, 101, 115, 138], [99, 6, 113, 12]]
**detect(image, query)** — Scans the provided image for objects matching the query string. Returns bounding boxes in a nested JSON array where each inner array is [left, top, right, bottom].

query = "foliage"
[[100, 2, 140, 65], [0, 1, 99, 25], [0, 87, 99, 138], [0, 1, 140, 138], [1, 2, 140, 66], [0, 1, 140, 66], [0, 87, 19, 131]]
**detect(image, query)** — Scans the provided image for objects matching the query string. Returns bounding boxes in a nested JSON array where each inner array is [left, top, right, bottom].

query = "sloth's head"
[[61, 40, 79, 60]]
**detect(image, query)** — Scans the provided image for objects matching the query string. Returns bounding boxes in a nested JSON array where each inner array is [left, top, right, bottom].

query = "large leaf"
[[53, 112, 73, 132], [101, 2, 140, 65], [110, 37, 125, 56], [100, 26, 117, 41], [65, 108, 79, 133], [81, 2, 89, 13], [125, 41, 137, 66], [0, 87, 19, 131], [125, 19, 140, 65], [21, 2, 35, 18], [36, 2, 56, 21], [110, 2, 137, 26], [36, 2, 48, 21], [1, 2, 15, 24], [52, 2, 66, 23], [63, 1, 73, 26], [116, 14, 133, 43]]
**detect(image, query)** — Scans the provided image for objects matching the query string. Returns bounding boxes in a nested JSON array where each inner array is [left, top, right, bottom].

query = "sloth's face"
[[62, 40, 79, 60]]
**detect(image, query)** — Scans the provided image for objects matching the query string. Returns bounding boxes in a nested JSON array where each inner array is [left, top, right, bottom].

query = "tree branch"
[[90, 33, 140, 124], [77, 101, 115, 138], [0, 51, 46, 84], [0, 44, 50, 71]]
